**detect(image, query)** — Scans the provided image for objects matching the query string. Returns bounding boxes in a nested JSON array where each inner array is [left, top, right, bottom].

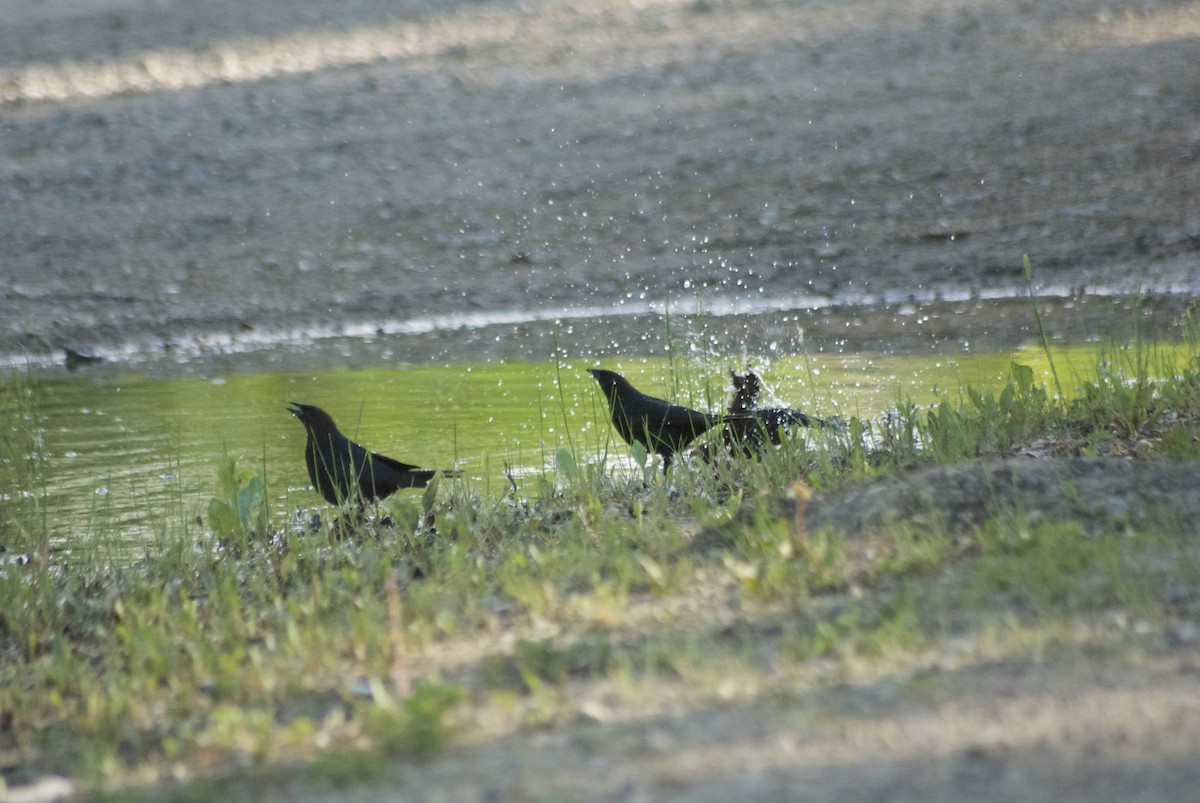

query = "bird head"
[[287, 402, 338, 433], [588, 369, 628, 399], [729, 369, 762, 413]]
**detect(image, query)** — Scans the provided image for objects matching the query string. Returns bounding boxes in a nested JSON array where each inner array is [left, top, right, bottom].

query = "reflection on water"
[[0, 351, 1009, 551], [0, 332, 1189, 554]]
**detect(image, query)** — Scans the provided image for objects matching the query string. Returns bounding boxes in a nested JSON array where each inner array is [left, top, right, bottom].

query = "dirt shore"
[[2, 0, 1198, 364]]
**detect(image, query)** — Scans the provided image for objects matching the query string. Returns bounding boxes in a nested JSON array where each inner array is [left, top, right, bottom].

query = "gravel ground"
[[1, 0, 1198, 363]]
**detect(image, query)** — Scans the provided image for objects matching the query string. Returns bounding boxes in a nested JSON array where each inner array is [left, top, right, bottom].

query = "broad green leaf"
[[237, 474, 265, 530], [383, 497, 421, 532], [554, 446, 579, 484], [207, 498, 238, 538], [1012, 361, 1034, 393]]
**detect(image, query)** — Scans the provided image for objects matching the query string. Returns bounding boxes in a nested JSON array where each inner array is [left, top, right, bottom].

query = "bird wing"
[[665, 404, 715, 431], [370, 451, 423, 474]]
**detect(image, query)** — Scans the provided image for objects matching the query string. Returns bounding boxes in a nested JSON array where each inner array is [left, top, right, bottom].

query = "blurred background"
[[1, 0, 1198, 370]]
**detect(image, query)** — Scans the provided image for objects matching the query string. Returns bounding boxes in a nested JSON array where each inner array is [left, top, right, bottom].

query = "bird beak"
[[287, 402, 304, 418]]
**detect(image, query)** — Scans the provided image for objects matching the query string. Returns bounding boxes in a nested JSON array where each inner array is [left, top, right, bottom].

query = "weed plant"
[[0, 293, 1198, 796]]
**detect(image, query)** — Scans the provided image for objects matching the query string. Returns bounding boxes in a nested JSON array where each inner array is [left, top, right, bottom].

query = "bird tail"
[[402, 468, 461, 488]]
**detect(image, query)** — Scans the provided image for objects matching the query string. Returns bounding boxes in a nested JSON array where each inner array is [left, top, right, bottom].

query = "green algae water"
[[0, 341, 1190, 555]]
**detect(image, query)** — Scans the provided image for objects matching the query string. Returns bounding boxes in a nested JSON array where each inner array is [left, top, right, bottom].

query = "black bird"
[[723, 369, 817, 456], [589, 369, 722, 474], [288, 402, 456, 506]]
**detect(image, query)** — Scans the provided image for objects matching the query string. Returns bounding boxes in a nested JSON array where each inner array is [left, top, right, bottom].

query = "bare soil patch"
[[1, 0, 1198, 361]]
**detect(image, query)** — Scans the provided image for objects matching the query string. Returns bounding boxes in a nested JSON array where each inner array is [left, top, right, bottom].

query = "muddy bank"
[[807, 456, 1200, 538], [7, 289, 1197, 378], [2, 0, 1198, 366]]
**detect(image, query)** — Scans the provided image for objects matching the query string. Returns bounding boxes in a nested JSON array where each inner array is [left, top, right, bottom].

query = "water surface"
[[1, 295, 1191, 555]]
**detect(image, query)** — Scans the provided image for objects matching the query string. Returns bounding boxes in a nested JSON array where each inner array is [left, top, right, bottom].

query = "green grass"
[[1, 296, 1199, 796]]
